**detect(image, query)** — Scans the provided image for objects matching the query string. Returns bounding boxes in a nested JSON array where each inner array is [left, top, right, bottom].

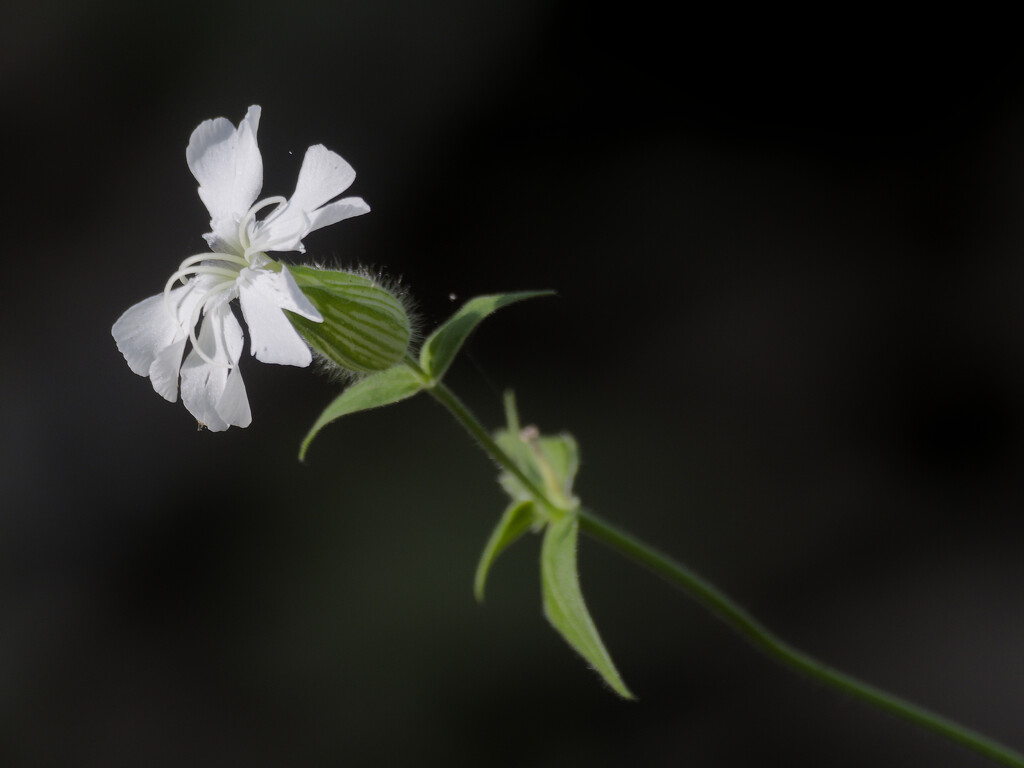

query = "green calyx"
[[286, 265, 411, 374], [296, 289, 553, 461]]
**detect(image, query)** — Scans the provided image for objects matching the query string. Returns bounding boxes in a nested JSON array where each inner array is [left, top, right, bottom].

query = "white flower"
[[112, 105, 369, 431]]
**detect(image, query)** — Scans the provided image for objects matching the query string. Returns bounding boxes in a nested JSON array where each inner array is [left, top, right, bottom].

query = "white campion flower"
[[112, 106, 369, 430]]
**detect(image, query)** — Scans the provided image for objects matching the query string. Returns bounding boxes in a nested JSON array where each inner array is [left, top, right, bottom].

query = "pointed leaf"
[[300, 365, 423, 460], [420, 291, 554, 382], [541, 515, 633, 699], [474, 500, 540, 603]]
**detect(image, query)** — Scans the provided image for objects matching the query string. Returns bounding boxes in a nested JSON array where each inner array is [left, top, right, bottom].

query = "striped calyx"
[[285, 265, 411, 374]]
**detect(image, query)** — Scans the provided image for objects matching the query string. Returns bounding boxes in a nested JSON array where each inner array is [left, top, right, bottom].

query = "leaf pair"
[[298, 290, 551, 460], [474, 498, 633, 699], [296, 286, 633, 699], [476, 395, 633, 699]]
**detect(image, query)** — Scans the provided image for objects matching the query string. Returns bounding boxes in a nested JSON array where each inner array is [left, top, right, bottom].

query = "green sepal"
[[474, 500, 541, 603], [496, 431, 579, 507], [541, 515, 633, 699], [533, 435, 579, 497], [287, 266, 411, 374], [299, 365, 423, 460], [419, 291, 554, 382]]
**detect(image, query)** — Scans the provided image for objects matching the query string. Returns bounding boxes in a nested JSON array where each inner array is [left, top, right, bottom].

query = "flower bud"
[[285, 265, 412, 374], [494, 392, 579, 513]]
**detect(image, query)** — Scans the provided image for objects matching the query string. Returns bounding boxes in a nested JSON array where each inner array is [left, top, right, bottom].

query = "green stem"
[[578, 509, 1024, 767], [404, 357, 558, 515], [419, 366, 1024, 767]]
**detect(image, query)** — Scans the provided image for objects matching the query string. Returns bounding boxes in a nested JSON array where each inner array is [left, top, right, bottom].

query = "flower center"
[[163, 256, 244, 368], [160, 195, 295, 368]]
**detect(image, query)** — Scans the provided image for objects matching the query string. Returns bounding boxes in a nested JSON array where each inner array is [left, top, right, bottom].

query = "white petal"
[[290, 144, 356, 212], [149, 336, 188, 402], [254, 145, 360, 253], [244, 265, 321, 319], [180, 354, 229, 431], [180, 304, 247, 430], [112, 283, 206, 398], [248, 206, 309, 254], [307, 196, 370, 232], [112, 292, 180, 377], [237, 266, 321, 366], [186, 105, 263, 251], [217, 368, 252, 429], [206, 299, 246, 363]]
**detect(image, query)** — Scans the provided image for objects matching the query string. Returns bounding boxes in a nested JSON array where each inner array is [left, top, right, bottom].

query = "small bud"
[[494, 392, 579, 513], [286, 265, 412, 374]]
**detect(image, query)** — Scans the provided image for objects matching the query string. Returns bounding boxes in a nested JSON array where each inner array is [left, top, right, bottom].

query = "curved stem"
[[422, 374, 1024, 767], [577, 509, 1024, 767], [404, 358, 558, 515]]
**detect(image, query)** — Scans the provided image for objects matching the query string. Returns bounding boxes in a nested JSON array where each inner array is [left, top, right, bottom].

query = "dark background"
[[3, 3, 1024, 766]]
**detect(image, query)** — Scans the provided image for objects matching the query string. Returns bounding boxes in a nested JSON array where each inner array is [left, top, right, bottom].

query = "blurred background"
[[3, 3, 1024, 766]]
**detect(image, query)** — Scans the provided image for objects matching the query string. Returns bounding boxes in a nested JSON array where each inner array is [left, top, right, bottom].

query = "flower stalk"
[[413, 358, 1024, 768], [403, 357, 557, 516]]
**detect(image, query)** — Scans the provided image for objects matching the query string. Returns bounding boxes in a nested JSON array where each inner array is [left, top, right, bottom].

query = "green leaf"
[[474, 500, 540, 603], [299, 365, 424, 460], [419, 291, 554, 382], [541, 515, 633, 699]]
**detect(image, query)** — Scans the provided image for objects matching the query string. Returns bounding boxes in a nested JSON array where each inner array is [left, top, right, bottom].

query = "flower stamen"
[[238, 196, 288, 255], [163, 262, 240, 334], [185, 280, 239, 368], [243, 209, 311, 260], [176, 252, 249, 272]]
